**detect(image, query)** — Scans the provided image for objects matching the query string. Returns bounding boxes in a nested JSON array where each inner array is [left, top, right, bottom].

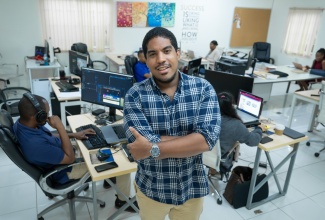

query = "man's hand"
[[74, 128, 96, 140], [127, 127, 152, 160], [47, 116, 64, 129]]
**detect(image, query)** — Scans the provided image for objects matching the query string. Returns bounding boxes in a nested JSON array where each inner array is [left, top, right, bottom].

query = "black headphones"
[[23, 93, 48, 124]]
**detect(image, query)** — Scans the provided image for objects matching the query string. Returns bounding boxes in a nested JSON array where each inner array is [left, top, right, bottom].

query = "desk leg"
[[286, 81, 291, 93], [92, 181, 98, 220], [29, 69, 33, 93], [60, 102, 67, 129], [308, 104, 318, 132], [105, 178, 139, 220], [246, 147, 262, 209], [288, 95, 297, 128], [283, 143, 299, 194]]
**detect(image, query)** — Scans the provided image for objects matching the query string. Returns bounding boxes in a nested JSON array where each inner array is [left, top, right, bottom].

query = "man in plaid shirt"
[[123, 27, 221, 220]]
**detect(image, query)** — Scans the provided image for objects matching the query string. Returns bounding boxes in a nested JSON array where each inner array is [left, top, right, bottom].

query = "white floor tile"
[[0, 208, 37, 220], [278, 168, 325, 197], [0, 164, 34, 188], [310, 191, 325, 209], [248, 209, 293, 220], [235, 201, 278, 220], [0, 182, 36, 216], [280, 198, 325, 220]]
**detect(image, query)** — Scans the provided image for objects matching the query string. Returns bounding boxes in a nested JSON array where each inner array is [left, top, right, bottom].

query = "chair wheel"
[[315, 153, 320, 157], [306, 142, 310, 146], [100, 202, 106, 208], [48, 195, 54, 199], [217, 199, 222, 205], [38, 217, 44, 220]]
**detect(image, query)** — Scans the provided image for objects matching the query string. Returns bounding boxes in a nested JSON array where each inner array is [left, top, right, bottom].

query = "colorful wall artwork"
[[117, 2, 175, 27]]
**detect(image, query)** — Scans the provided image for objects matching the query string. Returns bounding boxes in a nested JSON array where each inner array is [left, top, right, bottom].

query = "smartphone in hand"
[[95, 162, 118, 172], [260, 136, 273, 144]]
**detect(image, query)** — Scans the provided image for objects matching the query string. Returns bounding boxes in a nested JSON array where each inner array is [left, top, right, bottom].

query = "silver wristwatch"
[[150, 142, 160, 158]]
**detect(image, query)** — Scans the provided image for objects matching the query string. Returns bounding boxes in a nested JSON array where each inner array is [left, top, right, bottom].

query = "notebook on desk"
[[236, 90, 263, 126], [100, 124, 127, 144]]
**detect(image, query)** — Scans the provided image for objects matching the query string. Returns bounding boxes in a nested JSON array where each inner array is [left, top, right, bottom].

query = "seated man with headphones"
[[13, 93, 138, 212]]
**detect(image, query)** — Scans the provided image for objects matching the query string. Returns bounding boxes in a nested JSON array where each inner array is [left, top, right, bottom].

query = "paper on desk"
[[58, 90, 81, 98]]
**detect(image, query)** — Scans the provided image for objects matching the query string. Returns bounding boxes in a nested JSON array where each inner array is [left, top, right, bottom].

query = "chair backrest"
[[124, 55, 138, 77], [203, 140, 221, 172], [71, 43, 108, 71], [318, 81, 325, 123], [253, 42, 271, 63], [0, 110, 43, 186]]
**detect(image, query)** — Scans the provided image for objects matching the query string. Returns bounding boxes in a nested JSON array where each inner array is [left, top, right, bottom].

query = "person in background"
[[205, 40, 220, 70], [13, 94, 138, 212], [209, 92, 266, 176], [123, 27, 221, 220], [134, 50, 151, 82], [297, 48, 325, 91]]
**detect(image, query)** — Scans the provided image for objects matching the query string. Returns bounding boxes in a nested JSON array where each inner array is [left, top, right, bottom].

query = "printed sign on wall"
[[117, 2, 175, 27], [180, 4, 204, 43]]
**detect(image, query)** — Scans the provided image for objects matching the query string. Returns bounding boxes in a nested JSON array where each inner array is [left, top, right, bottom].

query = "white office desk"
[[67, 114, 137, 220], [252, 66, 323, 102], [26, 59, 60, 93], [106, 54, 126, 73], [50, 77, 82, 128]]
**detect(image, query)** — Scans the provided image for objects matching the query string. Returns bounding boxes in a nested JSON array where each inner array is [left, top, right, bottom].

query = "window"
[[39, 0, 111, 52], [283, 8, 323, 57]]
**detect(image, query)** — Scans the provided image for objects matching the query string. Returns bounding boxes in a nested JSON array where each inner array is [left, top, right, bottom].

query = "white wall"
[[269, 0, 325, 66], [0, 0, 324, 80]]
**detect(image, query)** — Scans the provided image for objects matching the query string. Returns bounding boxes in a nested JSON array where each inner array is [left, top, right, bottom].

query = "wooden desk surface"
[[67, 114, 137, 182], [26, 59, 61, 69], [50, 76, 81, 102], [294, 89, 320, 102], [258, 118, 308, 151], [179, 57, 209, 64]]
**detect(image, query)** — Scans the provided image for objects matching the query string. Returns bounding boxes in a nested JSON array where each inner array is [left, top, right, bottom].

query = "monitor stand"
[[108, 107, 123, 123]]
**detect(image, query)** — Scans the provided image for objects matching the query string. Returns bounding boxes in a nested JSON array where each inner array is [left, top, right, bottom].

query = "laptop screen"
[[237, 90, 263, 118]]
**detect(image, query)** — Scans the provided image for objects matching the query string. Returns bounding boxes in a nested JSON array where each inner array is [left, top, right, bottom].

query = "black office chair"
[[0, 87, 31, 117], [0, 109, 105, 220], [71, 43, 108, 71], [124, 55, 138, 81], [252, 42, 275, 64]]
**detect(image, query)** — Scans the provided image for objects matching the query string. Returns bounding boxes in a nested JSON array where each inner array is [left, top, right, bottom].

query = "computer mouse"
[[96, 150, 111, 161]]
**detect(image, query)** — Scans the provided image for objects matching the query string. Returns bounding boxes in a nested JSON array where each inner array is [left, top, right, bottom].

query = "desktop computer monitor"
[[69, 50, 89, 78], [204, 70, 254, 103], [246, 49, 253, 70], [81, 68, 134, 122], [187, 58, 202, 76]]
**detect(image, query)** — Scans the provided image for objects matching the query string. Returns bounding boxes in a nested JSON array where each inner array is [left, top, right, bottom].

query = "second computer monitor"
[[81, 68, 134, 121], [204, 70, 254, 103], [69, 50, 89, 77], [187, 57, 202, 76]]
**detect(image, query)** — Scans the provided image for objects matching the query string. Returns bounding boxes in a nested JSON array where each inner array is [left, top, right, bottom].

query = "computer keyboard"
[[76, 124, 109, 150], [112, 125, 127, 139], [121, 143, 134, 162], [55, 81, 79, 92]]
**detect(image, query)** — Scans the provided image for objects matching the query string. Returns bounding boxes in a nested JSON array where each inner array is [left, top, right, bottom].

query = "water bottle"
[[43, 54, 49, 65]]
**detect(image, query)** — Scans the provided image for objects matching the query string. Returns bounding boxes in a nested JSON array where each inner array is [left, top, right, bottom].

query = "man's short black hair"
[[142, 27, 178, 59], [18, 94, 47, 121], [211, 40, 218, 46], [137, 50, 144, 56]]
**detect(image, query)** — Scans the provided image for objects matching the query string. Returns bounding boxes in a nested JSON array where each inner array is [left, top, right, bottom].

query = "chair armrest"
[[39, 162, 91, 196], [2, 87, 31, 93], [91, 60, 108, 71], [269, 58, 275, 64]]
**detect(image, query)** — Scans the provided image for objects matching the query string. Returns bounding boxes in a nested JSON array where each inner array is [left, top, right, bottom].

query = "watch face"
[[150, 144, 160, 157]]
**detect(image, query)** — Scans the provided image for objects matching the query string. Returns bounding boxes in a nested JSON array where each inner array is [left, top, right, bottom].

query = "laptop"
[[99, 124, 127, 144], [293, 62, 303, 70], [236, 90, 263, 126], [187, 50, 195, 59]]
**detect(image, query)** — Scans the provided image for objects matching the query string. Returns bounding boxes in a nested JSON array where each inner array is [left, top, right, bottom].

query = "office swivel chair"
[[0, 52, 23, 87], [124, 55, 138, 81], [202, 140, 223, 205], [71, 43, 108, 71], [252, 42, 275, 64], [306, 80, 325, 157], [0, 110, 105, 220], [0, 87, 31, 117]]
